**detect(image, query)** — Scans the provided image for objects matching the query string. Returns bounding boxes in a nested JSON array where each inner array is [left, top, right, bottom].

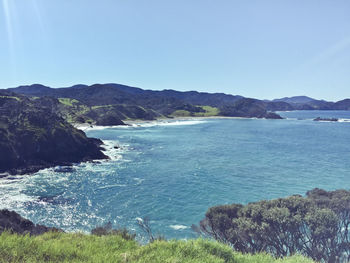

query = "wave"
[[97, 184, 127, 190], [77, 119, 207, 131], [169, 224, 189, 230], [101, 140, 127, 161], [128, 120, 207, 128], [133, 178, 145, 185], [338, 119, 350, 122]]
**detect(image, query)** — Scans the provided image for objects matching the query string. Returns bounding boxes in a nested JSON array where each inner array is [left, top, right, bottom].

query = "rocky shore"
[[0, 209, 62, 235]]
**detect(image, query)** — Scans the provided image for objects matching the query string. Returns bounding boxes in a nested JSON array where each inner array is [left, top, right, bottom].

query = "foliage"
[[58, 98, 80, 107], [170, 110, 192, 117], [198, 188, 350, 262], [0, 93, 106, 174], [0, 96, 21, 101], [0, 231, 314, 263], [195, 105, 220, 116], [8, 83, 286, 121], [91, 222, 136, 241]]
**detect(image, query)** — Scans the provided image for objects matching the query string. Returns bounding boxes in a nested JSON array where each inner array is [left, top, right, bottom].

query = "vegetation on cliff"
[[6, 84, 284, 122], [0, 91, 107, 175]]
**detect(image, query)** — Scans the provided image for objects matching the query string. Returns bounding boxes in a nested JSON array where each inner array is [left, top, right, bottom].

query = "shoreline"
[[73, 116, 256, 131]]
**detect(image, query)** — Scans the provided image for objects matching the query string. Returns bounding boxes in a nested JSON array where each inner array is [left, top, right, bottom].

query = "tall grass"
[[0, 231, 315, 263]]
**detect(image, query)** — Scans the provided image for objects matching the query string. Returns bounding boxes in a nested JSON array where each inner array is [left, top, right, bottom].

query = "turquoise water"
[[1, 111, 350, 239]]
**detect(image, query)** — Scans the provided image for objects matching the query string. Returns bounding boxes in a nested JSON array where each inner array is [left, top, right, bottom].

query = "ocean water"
[[1, 111, 350, 240]]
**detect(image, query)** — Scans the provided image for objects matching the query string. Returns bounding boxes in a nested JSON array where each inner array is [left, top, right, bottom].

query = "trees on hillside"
[[197, 189, 350, 263]]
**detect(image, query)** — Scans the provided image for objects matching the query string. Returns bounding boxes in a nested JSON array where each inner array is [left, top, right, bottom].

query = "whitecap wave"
[[129, 120, 206, 128], [77, 119, 207, 131], [133, 178, 145, 185], [169, 224, 189, 230], [101, 140, 126, 161], [338, 118, 350, 122]]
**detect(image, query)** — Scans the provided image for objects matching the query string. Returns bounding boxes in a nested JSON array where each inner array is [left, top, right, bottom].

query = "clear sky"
[[0, 0, 349, 101]]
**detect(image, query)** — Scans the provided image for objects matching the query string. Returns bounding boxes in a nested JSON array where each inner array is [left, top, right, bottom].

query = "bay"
[[1, 110, 350, 239]]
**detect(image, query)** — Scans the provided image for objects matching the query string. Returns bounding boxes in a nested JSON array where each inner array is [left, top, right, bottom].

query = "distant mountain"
[[9, 83, 243, 108], [273, 96, 318, 104], [6, 83, 350, 123], [271, 95, 350, 110], [153, 89, 243, 107], [7, 83, 279, 120], [333, 99, 350, 110]]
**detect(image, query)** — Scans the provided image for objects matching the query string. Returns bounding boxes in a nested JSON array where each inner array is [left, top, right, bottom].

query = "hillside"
[[273, 96, 317, 104], [9, 83, 244, 108], [271, 96, 345, 110], [7, 84, 282, 121], [0, 91, 107, 175], [8, 84, 350, 123], [0, 231, 314, 263], [333, 99, 350, 110]]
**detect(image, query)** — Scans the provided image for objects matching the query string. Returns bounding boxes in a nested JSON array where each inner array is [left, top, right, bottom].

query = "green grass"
[[170, 106, 220, 118], [170, 110, 192, 117], [0, 232, 315, 263], [91, 105, 114, 109], [194, 106, 220, 117], [58, 98, 80, 107], [0, 96, 21, 101]]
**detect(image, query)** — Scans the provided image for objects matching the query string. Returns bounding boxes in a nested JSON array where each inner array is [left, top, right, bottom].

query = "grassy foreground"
[[0, 232, 314, 263]]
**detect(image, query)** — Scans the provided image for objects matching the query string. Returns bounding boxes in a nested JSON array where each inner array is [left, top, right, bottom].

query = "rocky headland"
[[0, 91, 107, 176]]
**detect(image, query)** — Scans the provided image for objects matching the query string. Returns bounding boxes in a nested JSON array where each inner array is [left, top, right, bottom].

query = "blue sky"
[[0, 0, 349, 101]]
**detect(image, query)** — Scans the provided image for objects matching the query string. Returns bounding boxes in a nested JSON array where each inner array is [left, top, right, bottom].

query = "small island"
[[313, 117, 339, 122]]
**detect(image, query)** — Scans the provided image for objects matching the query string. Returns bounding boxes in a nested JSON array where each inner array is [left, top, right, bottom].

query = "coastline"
[[73, 116, 254, 131]]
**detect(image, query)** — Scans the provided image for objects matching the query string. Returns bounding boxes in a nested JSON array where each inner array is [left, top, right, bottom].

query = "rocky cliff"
[[0, 92, 107, 176]]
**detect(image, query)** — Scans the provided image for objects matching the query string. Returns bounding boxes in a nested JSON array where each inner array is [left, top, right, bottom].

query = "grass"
[[0, 231, 315, 263], [194, 106, 220, 117], [170, 110, 192, 117], [170, 106, 220, 118], [58, 98, 80, 107], [0, 96, 21, 101], [91, 105, 114, 109]]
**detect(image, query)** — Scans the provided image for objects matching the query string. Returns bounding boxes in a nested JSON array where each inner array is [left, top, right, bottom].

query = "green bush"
[[198, 188, 350, 262]]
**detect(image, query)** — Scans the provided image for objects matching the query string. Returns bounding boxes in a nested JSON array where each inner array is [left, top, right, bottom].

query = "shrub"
[[91, 222, 136, 241], [198, 188, 350, 262]]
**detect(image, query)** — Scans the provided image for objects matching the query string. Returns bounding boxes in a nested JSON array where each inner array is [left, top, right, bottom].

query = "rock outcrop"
[[0, 209, 62, 235]]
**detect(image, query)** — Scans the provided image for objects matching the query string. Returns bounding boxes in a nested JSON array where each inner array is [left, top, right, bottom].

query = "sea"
[[1, 110, 350, 240]]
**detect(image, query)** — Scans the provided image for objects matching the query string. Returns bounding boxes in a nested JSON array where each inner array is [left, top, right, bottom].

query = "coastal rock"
[[313, 117, 338, 122], [95, 113, 125, 126], [0, 209, 62, 235], [264, 112, 283, 119]]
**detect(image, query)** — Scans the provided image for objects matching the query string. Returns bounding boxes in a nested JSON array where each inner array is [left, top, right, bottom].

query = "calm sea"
[[1, 110, 350, 239]]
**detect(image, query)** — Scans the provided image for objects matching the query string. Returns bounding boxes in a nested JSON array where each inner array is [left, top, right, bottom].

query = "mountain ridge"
[[4, 84, 350, 124], [6, 83, 282, 121]]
